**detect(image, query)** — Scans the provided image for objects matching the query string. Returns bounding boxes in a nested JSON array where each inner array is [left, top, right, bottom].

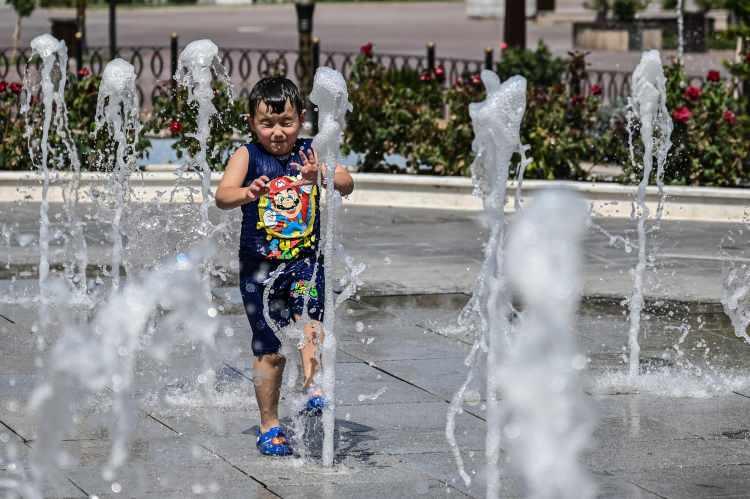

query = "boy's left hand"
[[291, 148, 326, 185]]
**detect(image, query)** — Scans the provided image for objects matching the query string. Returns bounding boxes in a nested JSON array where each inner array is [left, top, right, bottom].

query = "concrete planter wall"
[[1, 171, 749, 223], [573, 13, 713, 52]]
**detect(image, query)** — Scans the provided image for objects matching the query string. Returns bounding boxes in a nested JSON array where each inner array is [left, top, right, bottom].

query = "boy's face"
[[251, 100, 303, 156]]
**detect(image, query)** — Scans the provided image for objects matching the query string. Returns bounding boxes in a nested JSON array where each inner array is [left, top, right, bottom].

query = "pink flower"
[[723, 110, 737, 125], [500, 41, 508, 50], [470, 73, 482, 86], [590, 84, 602, 96], [360, 42, 373, 58], [672, 106, 692, 123], [78, 67, 90, 78], [419, 71, 432, 82], [706, 70, 721, 82], [683, 85, 701, 101]]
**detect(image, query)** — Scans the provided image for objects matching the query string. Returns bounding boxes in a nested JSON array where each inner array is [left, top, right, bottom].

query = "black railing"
[[0, 43, 728, 109]]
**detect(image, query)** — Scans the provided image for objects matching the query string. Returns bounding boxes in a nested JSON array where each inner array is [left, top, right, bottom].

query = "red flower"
[[434, 65, 445, 82], [169, 120, 182, 134], [683, 85, 701, 101], [723, 110, 737, 125], [500, 41, 508, 50], [672, 106, 692, 123], [78, 67, 90, 78], [9, 82, 22, 95], [706, 70, 721, 82], [746, 52, 750, 64], [0, 81, 6, 93], [570, 94, 585, 106], [590, 84, 602, 96], [360, 42, 373, 58], [419, 71, 433, 82], [470, 73, 482, 86]]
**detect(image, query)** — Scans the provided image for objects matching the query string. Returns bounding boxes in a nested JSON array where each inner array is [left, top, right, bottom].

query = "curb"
[[1, 170, 749, 222]]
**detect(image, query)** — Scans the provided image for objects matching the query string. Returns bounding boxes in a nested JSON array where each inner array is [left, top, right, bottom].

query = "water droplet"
[[111, 482, 122, 493], [207, 307, 218, 318], [355, 321, 364, 333]]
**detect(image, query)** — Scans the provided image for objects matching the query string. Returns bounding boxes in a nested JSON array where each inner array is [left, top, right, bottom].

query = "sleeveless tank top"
[[239, 138, 320, 261]]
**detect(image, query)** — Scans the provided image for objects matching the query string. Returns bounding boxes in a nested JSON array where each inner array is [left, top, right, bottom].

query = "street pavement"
[[0, 0, 734, 74]]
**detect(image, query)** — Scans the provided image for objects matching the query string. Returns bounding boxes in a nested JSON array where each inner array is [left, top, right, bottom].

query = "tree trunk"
[[504, 0, 527, 50]]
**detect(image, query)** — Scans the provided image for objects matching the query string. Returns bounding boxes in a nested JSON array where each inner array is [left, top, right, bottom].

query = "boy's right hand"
[[246, 176, 270, 202]]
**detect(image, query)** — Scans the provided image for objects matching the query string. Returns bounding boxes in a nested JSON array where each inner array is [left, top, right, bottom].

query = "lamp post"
[[109, 0, 117, 59], [296, 0, 316, 132], [296, 0, 315, 92]]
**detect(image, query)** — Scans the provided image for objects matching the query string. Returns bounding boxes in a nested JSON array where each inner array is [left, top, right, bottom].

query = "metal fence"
[[0, 43, 719, 109]]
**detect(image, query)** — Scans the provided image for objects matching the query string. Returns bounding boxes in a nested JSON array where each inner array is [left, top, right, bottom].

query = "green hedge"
[[2, 42, 749, 187]]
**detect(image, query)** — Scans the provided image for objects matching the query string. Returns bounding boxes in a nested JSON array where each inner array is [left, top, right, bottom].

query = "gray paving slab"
[[1, 203, 746, 305], [3, 203, 750, 497]]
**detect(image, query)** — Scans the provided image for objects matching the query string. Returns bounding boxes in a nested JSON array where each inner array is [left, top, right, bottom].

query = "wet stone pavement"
[[0, 204, 749, 497]]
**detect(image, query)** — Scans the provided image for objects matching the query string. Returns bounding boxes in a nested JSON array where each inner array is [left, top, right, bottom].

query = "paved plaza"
[[0, 0, 735, 74], [0, 203, 749, 498]]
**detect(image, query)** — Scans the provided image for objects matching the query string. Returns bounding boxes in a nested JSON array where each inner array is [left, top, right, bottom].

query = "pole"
[[484, 47, 493, 70], [426, 42, 435, 73], [74, 32, 83, 75], [109, 0, 117, 60], [312, 37, 320, 134], [295, 0, 316, 96], [504, 0, 526, 50], [170, 33, 179, 90]]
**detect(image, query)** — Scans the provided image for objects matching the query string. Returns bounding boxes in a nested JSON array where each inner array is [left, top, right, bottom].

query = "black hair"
[[248, 77, 304, 118]]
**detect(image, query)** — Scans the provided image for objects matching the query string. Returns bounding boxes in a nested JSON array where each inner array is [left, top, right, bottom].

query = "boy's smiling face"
[[251, 100, 303, 157]]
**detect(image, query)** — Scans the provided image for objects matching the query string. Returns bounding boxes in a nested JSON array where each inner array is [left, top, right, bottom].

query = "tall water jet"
[[95, 58, 141, 291], [26, 248, 218, 496], [174, 39, 233, 239], [503, 189, 595, 499], [445, 70, 527, 498], [310, 67, 352, 467], [21, 34, 88, 316], [626, 50, 673, 377]]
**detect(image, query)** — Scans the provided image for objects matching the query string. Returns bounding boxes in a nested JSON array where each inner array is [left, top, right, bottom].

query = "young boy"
[[215, 77, 354, 456]]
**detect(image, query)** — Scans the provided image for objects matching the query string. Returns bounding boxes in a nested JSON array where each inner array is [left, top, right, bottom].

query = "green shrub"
[[143, 82, 246, 171], [0, 68, 149, 171], [343, 45, 444, 173], [495, 42, 566, 88]]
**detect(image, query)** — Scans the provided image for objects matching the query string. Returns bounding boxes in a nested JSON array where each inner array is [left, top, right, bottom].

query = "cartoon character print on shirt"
[[257, 175, 318, 260]]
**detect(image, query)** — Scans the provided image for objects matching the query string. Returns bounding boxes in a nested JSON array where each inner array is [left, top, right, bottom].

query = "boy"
[[216, 77, 353, 456]]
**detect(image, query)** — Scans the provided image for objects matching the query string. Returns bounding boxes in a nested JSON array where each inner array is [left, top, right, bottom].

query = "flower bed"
[[1, 42, 749, 187]]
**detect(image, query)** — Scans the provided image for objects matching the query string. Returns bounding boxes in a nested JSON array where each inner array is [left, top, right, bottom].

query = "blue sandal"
[[256, 426, 294, 456], [300, 390, 327, 416]]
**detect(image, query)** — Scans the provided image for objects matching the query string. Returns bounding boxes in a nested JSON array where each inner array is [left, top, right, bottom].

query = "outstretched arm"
[[215, 147, 269, 210]]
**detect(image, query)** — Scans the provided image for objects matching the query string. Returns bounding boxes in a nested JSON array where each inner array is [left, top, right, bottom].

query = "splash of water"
[[95, 58, 141, 291], [21, 34, 89, 316], [174, 39, 233, 239], [17, 248, 218, 497], [721, 264, 750, 344], [503, 189, 595, 499], [445, 70, 527, 498], [626, 51, 673, 377], [310, 66, 352, 467]]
